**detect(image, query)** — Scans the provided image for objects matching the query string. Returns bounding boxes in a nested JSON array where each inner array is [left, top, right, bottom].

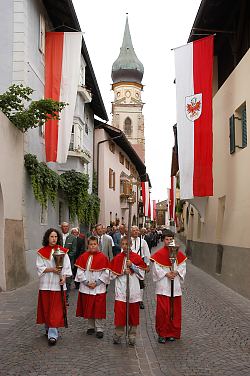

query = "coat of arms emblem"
[[185, 94, 202, 121]]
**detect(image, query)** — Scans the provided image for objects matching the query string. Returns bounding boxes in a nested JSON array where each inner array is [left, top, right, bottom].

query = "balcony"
[[68, 145, 92, 163], [120, 194, 128, 209], [77, 85, 92, 103]]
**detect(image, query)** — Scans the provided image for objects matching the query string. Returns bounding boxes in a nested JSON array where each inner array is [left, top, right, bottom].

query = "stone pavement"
[[0, 244, 250, 376]]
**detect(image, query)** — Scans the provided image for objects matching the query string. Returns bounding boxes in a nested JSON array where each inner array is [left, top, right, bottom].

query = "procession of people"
[[36, 223, 187, 347]]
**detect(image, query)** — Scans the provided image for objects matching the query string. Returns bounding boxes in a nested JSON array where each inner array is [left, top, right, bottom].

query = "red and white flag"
[[141, 181, 151, 218], [174, 35, 214, 199], [45, 32, 82, 163]]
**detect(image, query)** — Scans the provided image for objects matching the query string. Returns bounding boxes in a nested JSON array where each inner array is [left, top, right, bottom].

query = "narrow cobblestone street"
[[1, 245, 250, 376]]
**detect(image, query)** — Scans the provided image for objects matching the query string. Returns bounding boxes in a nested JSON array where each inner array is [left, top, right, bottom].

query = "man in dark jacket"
[[61, 222, 77, 304], [71, 227, 86, 289]]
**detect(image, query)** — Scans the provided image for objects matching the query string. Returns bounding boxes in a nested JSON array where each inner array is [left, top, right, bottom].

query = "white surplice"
[[36, 253, 72, 291], [152, 260, 186, 297], [131, 236, 150, 265], [75, 256, 109, 295], [110, 256, 145, 303]]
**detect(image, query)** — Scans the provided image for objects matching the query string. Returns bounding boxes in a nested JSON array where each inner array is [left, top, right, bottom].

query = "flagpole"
[[171, 33, 216, 51], [124, 176, 136, 345]]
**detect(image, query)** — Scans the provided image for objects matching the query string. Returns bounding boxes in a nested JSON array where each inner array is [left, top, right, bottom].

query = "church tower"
[[111, 16, 145, 162]]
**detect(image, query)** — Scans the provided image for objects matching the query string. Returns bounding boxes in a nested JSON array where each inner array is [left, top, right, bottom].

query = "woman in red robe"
[[36, 228, 72, 345]]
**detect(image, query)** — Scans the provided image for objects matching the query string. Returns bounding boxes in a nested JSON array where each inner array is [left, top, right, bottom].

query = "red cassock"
[[75, 251, 109, 319], [151, 246, 186, 339], [37, 290, 67, 327], [110, 252, 147, 327], [36, 245, 68, 328]]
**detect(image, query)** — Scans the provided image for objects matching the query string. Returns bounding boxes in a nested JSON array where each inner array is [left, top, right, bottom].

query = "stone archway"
[[0, 184, 5, 291]]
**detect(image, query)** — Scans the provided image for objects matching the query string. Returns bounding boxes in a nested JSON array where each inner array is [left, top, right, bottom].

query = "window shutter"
[[229, 115, 235, 154], [109, 169, 113, 188], [241, 107, 247, 148], [113, 171, 116, 190]]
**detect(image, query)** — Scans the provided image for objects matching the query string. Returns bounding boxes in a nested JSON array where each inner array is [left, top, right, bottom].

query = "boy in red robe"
[[109, 236, 147, 346], [75, 236, 109, 338], [150, 230, 187, 343]]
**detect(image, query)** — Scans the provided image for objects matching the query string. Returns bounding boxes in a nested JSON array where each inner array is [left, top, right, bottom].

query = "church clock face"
[[125, 90, 131, 98]]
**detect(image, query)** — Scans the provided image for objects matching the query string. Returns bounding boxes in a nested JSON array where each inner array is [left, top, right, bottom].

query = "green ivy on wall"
[[60, 170, 89, 222], [24, 154, 100, 225], [24, 154, 59, 208], [84, 193, 100, 226]]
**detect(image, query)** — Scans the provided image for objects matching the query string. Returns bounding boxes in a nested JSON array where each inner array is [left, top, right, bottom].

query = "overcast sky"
[[72, 0, 201, 201]]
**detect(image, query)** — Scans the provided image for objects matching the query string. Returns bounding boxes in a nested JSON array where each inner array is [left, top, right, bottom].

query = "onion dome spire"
[[112, 15, 144, 84]]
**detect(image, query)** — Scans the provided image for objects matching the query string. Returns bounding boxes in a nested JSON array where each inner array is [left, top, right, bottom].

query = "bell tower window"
[[124, 117, 132, 137]]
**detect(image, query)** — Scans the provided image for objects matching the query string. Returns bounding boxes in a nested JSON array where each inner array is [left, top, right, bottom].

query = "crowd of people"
[[35, 222, 187, 347]]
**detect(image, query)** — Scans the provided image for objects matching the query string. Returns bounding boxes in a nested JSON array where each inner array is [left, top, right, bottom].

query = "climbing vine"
[[0, 84, 67, 132], [24, 154, 100, 225], [24, 154, 59, 208], [84, 193, 100, 225], [59, 170, 89, 222]]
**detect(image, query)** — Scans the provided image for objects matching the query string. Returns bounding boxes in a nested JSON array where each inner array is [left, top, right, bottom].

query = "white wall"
[[95, 128, 139, 226], [0, 112, 24, 290], [186, 48, 250, 248]]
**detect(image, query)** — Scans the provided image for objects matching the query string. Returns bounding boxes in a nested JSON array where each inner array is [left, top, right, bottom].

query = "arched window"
[[124, 117, 132, 137]]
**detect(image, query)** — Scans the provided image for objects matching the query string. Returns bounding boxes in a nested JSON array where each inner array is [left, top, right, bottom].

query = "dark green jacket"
[[63, 234, 77, 262]]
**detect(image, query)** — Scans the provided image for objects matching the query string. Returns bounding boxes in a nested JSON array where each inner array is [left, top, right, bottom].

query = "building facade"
[[178, 0, 250, 299], [156, 200, 169, 227], [0, 0, 107, 289], [94, 121, 146, 227], [111, 17, 145, 162]]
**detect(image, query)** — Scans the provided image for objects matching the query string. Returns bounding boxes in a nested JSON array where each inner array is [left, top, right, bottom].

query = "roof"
[[111, 16, 144, 84], [94, 120, 147, 180], [188, 0, 249, 88], [188, 0, 239, 43], [42, 0, 108, 121]]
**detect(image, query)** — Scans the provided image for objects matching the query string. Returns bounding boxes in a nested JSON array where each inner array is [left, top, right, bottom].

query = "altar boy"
[[75, 236, 109, 338], [150, 231, 187, 343], [109, 236, 147, 346]]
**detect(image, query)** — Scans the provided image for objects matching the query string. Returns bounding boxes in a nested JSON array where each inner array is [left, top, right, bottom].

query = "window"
[[229, 102, 247, 154], [124, 117, 132, 136], [39, 14, 45, 54], [119, 152, 124, 164], [79, 64, 85, 86], [69, 125, 75, 151], [77, 125, 83, 149], [109, 168, 115, 190], [69, 122, 83, 151], [85, 123, 89, 135], [113, 171, 116, 190], [109, 141, 115, 154], [125, 159, 130, 170]]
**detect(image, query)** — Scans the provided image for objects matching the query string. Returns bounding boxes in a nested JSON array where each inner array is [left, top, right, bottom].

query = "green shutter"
[[241, 107, 247, 148], [229, 115, 235, 154]]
